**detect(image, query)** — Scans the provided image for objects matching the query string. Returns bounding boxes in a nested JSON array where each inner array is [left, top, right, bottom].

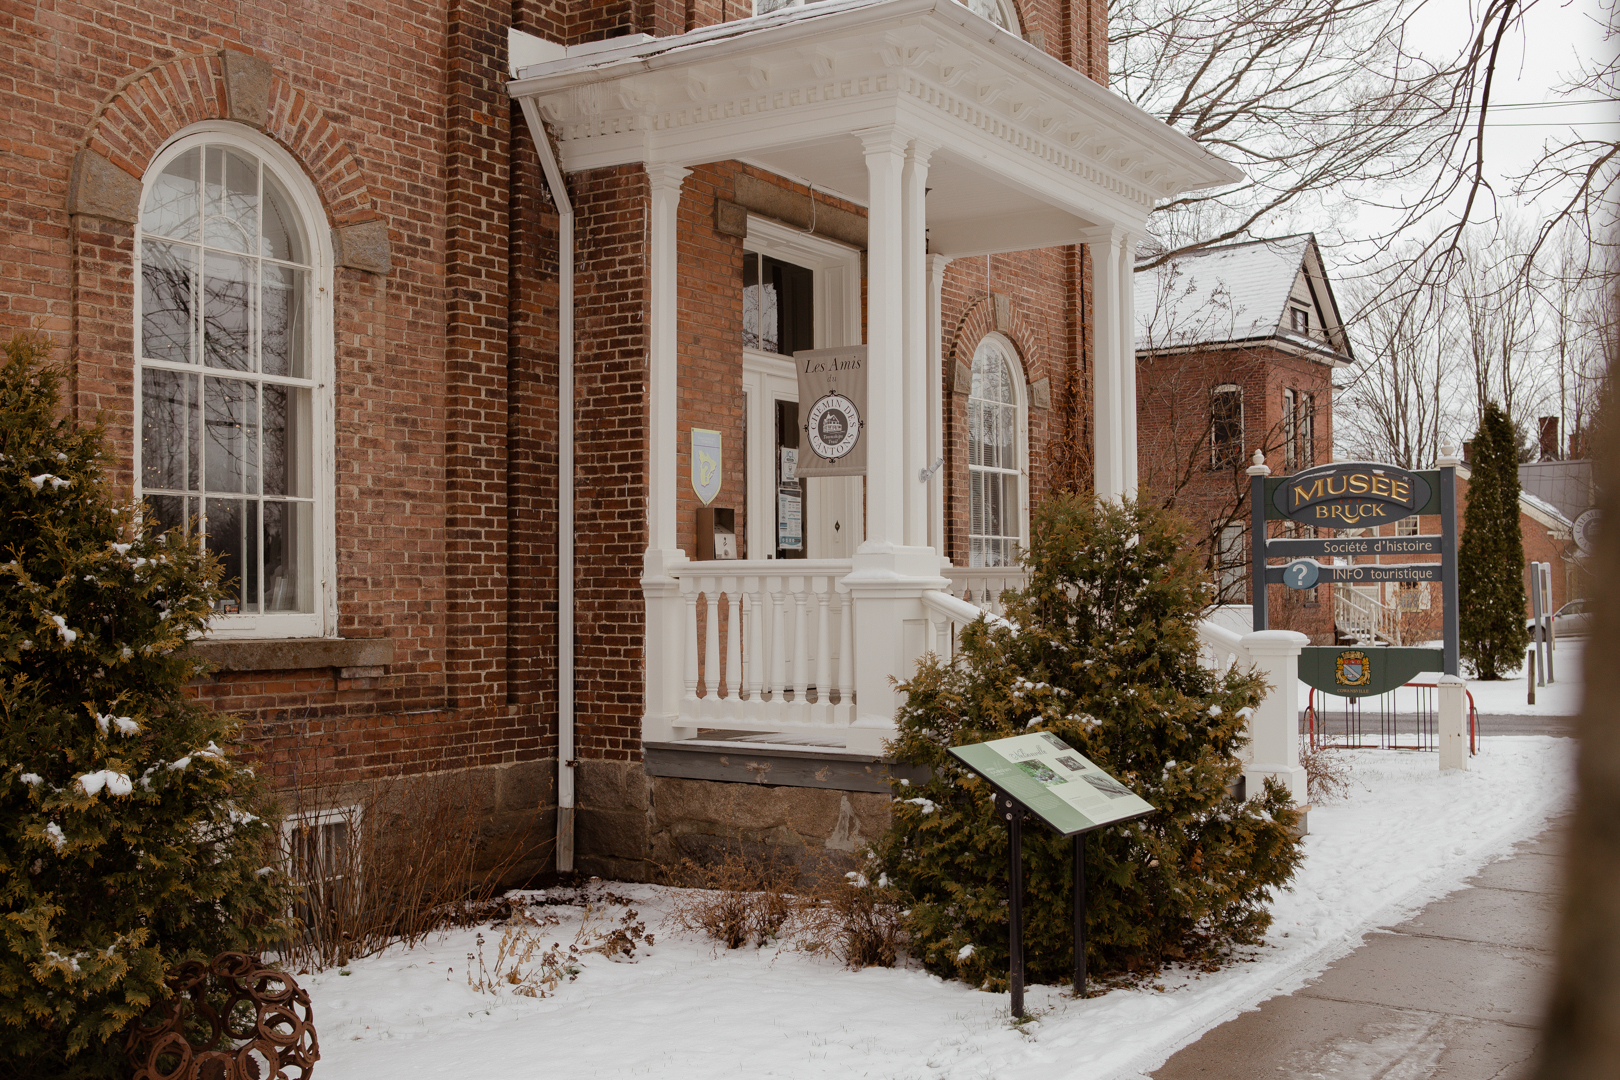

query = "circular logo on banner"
[[1283, 558, 1320, 590], [806, 393, 861, 460]]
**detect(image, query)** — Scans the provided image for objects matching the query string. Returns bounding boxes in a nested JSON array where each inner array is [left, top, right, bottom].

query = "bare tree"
[[1335, 256, 1460, 468], [1113, 0, 1481, 269], [1451, 221, 1549, 441]]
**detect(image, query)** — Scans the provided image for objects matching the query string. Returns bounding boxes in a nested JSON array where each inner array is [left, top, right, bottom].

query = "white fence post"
[[1238, 629, 1309, 805], [1438, 674, 1468, 771]]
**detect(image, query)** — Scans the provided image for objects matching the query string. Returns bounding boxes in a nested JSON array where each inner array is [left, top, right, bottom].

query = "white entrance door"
[[740, 215, 863, 561]]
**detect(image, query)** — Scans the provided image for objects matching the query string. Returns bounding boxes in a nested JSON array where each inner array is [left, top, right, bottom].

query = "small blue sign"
[[1283, 558, 1320, 590]]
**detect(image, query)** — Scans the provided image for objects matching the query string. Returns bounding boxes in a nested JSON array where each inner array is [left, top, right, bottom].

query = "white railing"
[[1334, 583, 1400, 645], [672, 559, 854, 730], [920, 589, 996, 661], [1196, 619, 1252, 673], [942, 566, 1028, 617]]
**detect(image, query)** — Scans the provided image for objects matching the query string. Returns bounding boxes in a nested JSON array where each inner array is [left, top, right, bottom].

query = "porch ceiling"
[[507, 0, 1243, 254]]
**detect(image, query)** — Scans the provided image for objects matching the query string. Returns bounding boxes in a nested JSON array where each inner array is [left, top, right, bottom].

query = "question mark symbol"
[[1291, 564, 1306, 586]]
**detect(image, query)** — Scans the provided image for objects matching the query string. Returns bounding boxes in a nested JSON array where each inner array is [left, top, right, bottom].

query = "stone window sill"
[[188, 637, 394, 675]]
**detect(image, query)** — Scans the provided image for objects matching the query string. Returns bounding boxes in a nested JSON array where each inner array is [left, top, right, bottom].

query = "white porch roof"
[[506, 0, 1242, 253]]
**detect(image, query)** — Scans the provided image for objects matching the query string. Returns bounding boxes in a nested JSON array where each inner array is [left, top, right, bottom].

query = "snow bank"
[[307, 737, 1573, 1080]]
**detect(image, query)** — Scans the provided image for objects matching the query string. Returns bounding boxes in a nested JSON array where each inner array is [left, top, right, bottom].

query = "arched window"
[[136, 125, 331, 637], [968, 334, 1027, 567], [957, 0, 1019, 30]]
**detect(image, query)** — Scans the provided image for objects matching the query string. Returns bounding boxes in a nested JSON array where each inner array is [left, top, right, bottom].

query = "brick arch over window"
[[78, 50, 385, 236], [946, 293, 1049, 398]]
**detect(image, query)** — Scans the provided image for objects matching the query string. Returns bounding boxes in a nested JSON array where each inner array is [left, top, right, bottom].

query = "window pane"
[[141, 240, 194, 365], [969, 469, 983, 536], [998, 402, 1015, 467], [149, 494, 194, 538], [205, 497, 246, 611], [264, 500, 313, 612], [141, 368, 194, 491], [245, 500, 260, 613], [205, 377, 249, 494], [262, 264, 307, 377], [203, 251, 253, 371], [261, 171, 307, 264], [143, 148, 200, 241], [968, 401, 983, 466], [261, 385, 312, 498], [999, 472, 1019, 538], [204, 147, 258, 254]]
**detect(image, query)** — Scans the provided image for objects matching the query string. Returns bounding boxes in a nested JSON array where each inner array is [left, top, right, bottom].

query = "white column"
[[1117, 232, 1140, 498], [1085, 227, 1126, 501], [1238, 629, 1309, 806], [902, 138, 935, 549], [642, 162, 691, 743], [857, 126, 908, 551], [646, 163, 690, 564], [927, 253, 952, 557], [1438, 674, 1468, 771]]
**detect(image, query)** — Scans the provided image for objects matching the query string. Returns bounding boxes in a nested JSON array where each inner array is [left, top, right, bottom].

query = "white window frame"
[[133, 121, 336, 639], [966, 332, 1030, 567], [1210, 383, 1243, 469], [741, 215, 864, 560]]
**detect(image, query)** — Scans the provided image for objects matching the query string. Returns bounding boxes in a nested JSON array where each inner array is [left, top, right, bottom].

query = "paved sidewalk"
[[1151, 817, 1567, 1080]]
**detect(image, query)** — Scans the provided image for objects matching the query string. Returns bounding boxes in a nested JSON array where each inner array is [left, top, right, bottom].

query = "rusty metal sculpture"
[[127, 952, 319, 1080]]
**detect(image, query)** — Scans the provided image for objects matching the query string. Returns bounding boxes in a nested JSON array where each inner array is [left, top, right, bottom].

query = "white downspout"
[[518, 96, 576, 873]]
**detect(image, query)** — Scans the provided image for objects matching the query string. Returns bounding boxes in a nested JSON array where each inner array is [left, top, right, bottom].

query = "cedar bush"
[[0, 336, 287, 1078], [870, 494, 1304, 990], [1457, 401, 1532, 679]]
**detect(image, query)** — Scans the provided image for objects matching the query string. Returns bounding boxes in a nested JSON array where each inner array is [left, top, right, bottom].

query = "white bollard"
[[1438, 674, 1467, 771]]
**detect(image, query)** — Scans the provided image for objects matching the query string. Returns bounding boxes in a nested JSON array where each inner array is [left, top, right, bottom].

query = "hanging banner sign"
[[1269, 462, 1434, 528], [793, 346, 867, 478], [691, 428, 723, 506]]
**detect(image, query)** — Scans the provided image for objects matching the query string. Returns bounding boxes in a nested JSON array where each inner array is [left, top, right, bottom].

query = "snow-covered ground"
[[305, 738, 1573, 1080]]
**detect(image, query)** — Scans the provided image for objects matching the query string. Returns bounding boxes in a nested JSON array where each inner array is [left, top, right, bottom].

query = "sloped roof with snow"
[[1134, 235, 1353, 362]]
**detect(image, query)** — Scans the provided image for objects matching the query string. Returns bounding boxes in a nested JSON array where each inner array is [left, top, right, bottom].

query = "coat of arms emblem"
[[1335, 650, 1372, 687]]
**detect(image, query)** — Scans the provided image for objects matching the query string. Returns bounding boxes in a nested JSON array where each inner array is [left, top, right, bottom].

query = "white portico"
[[508, 0, 1242, 754]]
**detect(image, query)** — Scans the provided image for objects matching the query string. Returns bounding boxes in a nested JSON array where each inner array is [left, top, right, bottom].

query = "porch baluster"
[[723, 580, 741, 701], [744, 578, 764, 701], [814, 576, 832, 710], [769, 576, 787, 701], [791, 577, 810, 701], [704, 583, 720, 702], [682, 584, 700, 704]]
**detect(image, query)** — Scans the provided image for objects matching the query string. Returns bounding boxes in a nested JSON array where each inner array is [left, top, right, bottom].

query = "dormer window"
[[1290, 307, 1310, 333]]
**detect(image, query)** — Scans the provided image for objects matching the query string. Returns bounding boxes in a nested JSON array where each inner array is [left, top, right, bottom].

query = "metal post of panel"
[[1439, 461, 1460, 676], [1073, 833, 1087, 998], [1007, 802, 1025, 1018]]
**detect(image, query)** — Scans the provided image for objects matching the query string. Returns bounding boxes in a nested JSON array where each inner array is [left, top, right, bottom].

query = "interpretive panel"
[[950, 733, 1154, 837]]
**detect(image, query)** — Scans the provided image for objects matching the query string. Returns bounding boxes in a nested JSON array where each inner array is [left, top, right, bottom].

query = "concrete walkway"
[[1151, 817, 1567, 1080]]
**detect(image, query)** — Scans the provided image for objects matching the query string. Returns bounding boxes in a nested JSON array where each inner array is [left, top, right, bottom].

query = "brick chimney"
[[1538, 416, 1559, 460], [1462, 440, 1473, 464]]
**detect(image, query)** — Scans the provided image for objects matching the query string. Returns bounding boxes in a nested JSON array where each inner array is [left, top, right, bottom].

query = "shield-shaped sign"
[[1335, 650, 1371, 687], [691, 428, 722, 506]]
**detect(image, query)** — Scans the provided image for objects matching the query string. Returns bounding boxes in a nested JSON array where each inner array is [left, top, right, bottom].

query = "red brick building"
[[2, 0, 1239, 878], [1133, 235, 1352, 643]]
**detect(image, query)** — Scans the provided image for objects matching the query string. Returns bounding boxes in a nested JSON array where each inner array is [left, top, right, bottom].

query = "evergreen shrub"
[[0, 336, 287, 1078], [870, 494, 1304, 990], [1457, 402, 1532, 679]]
